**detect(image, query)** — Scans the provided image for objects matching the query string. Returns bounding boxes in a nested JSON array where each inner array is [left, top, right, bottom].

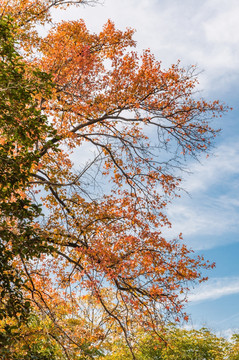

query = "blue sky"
[[52, 0, 239, 336]]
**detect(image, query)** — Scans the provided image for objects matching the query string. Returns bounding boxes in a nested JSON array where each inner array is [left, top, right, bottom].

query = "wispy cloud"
[[165, 139, 239, 248], [188, 277, 239, 303], [182, 142, 239, 193]]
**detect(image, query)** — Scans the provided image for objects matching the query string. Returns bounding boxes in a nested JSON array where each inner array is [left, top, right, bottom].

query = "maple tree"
[[0, 1, 228, 358]]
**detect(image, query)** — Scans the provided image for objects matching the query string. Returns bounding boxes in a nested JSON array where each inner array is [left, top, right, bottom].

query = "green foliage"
[[0, 15, 56, 324], [0, 311, 106, 360], [100, 327, 235, 360], [161, 327, 228, 360], [0, 314, 63, 360], [228, 334, 239, 360]]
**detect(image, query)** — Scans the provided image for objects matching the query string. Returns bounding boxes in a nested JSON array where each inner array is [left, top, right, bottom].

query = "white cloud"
[[164, 139, 239, 248], [204, 1, 239, 45], [188, 277, 239, 303], [183, 141, 239, 193], [167, 199, 239, 240]]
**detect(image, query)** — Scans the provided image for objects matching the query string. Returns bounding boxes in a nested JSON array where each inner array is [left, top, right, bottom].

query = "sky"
[[52, 0, 239, 336]]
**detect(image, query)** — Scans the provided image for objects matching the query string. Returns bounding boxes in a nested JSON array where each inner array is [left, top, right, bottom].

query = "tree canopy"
[[0, 1, 227, 358], [100, 326, 235, 360]]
